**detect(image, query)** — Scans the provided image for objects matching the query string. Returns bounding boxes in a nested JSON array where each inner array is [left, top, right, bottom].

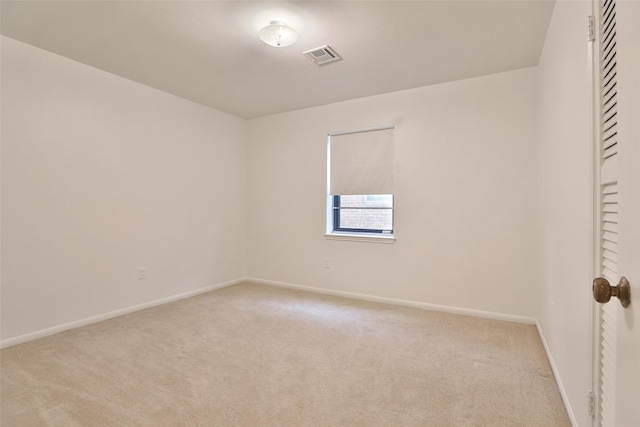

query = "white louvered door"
[[595, 1, 620, 424], [593, 0, 640, 426]]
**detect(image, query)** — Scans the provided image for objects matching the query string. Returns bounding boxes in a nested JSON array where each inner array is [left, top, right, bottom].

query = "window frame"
[[331, 195, 394, 234], [325, 124, 396, 243]]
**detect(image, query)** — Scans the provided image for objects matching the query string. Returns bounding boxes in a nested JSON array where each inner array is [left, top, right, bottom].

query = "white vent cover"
[[302, 45, 342, 65]]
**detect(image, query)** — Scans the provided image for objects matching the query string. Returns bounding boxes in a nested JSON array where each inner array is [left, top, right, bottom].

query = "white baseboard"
[[535, 320, 578, 427], [0, 277, 244, 349], [247, 277, 537, 325]]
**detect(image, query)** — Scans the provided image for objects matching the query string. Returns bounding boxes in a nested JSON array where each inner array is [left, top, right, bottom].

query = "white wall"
[[1, 37, 247, 343], [247, 68, 538, 319], [536, 2, 593, 426]]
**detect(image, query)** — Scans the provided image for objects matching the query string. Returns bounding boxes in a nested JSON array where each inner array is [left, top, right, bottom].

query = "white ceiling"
[[1, 1, 555, 119]]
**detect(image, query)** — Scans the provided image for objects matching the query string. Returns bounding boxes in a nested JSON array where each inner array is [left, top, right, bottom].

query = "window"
[[326, 125, 395, 240], [333, 194, 394, 234]]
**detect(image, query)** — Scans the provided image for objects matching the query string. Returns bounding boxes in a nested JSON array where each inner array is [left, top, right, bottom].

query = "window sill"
[[324, 233, 396, 244]]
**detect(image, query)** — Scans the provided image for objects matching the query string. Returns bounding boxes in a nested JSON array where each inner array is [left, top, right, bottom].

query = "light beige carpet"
[[1, 282, 570, 426]]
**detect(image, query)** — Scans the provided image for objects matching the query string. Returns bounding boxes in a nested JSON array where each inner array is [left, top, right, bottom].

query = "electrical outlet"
[[324, 258, 330, 268], [138, 268, 146, 280]]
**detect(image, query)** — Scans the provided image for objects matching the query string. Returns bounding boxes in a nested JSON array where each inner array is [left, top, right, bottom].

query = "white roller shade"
[[329, 126, 394, 195]]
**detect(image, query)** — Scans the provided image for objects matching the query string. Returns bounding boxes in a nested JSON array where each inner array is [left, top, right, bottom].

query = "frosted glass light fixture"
[[259, 21, 298, 47]]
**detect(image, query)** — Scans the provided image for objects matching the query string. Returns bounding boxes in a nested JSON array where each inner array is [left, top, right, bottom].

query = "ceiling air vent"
[[302, 45, 342, 65]]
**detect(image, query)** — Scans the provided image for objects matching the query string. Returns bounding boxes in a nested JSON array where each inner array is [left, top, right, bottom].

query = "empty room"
[[1, 0, 639, 426]]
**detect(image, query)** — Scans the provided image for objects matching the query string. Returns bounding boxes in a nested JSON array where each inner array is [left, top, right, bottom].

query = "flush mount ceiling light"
[[259, 21, 298, 47]]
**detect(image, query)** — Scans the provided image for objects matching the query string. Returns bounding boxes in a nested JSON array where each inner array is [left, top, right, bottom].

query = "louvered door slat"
[[603, 249, 618, 264], [602, 230, 618, 244], [602, 268, 617, 282], [603, 240, 617, 252]]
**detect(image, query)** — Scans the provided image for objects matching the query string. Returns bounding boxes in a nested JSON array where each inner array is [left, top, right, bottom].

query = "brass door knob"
[[593, 277, 631, 308]]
